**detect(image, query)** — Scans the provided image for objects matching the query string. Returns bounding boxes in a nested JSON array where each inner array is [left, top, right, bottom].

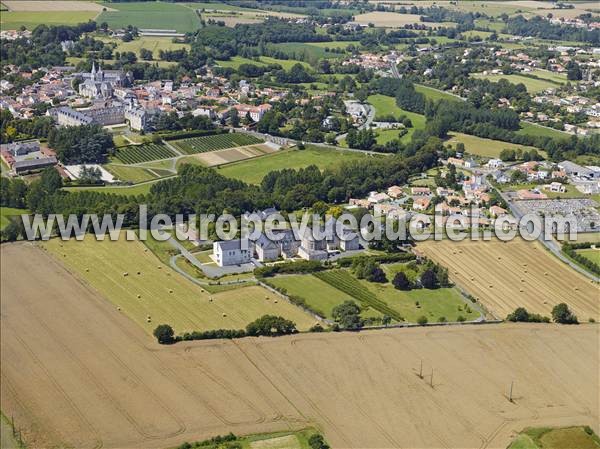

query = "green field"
[[0, 207, 27, 230], [183, 428, 326, 449], [219, 146, 373, 184], [415, 84, 462, 102], [508, 426, 600, 449], [577, 248, 600, 265], [447, 132, 545, 158], [1, 11, 97, 30], [269, 42, 346, 63], [43, 235, 316, 334], [97, 2, 201, 33], [472, 73, 561, 93], [267, 274, 383, 320], [114, 143, 176, 164], [516, 122, 569, 140], [99, 36, 190, 61], [63, 180, 163, 196], [313, 267, 479, 324], [368, 94, 426, 144], [170, 133, 263, 155], [104, 164, 158, 183]]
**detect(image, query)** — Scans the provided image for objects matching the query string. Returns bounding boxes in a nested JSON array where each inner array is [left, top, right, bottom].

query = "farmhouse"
[[0, 140, 58, 175], [233, 103, 272, 122]]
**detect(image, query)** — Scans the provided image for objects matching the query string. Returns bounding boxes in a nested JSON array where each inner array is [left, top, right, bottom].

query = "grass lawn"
[[219, 146, 374, 185], [268, 274, 383, 320], [516, 122, 569, 140], [1, 11, 97, 29], [0, 207, 27, 230], [308, 40, 360, 49], [359, 267, 480, 323], [104, 164, 158, 184], [63, 181, 160, 196], [259, 56, 311, 70], [269, 42, 345, 63], [368, 94, 426, 144], [471, 73, 560, 93], [415, 84, 462, 102], [217, 55, 268, 69], [43, 235, 316, 334], [447, 132, 545, 159], [508, 426, 600, 449], [98, 2, 202, 33], [577, 248, 600, 265], [98, 36, 190, 61]]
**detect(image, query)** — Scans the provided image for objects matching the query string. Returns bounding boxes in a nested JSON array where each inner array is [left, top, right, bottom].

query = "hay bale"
[[117, 306, 121, 311], [222, 313, 227, 317], [157, 266, 161, 269], [274, 299, 278, 304], [137, 294, 141, 299], [85, 268, 89, 272], [169, 289, 173, 294], [137, 271, 141, 275], [123, 272, 128, 277], [209, 297, 213, 302]]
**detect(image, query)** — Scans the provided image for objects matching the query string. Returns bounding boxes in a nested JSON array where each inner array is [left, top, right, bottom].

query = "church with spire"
[[77, 62, 132, 99]]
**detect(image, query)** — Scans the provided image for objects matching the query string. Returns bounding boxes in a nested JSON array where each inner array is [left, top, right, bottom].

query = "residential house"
[[213, 240, 252, 267]]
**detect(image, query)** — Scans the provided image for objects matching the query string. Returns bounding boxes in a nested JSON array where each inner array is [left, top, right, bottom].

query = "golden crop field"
[[1, 246, 597, 448], [418, 239, 599, 321], [42, 235, 316, 334]]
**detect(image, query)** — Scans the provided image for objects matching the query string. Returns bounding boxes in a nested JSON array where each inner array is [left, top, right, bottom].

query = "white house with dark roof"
[[213, 239, 252, 267]]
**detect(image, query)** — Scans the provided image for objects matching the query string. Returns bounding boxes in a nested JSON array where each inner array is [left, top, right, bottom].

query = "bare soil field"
[[1, 243, 598, 449], [352, 12, 454, 28], [3, 1, 113, 11], [418, 239, 599, 321], [193, 144, 278, 167]]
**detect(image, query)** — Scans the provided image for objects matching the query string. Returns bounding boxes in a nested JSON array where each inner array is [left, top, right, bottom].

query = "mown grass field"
[[267, 274, 383, 320], [0, 207, 27, 230], [43, 235, 316, 334], [63, 180, 163, 196], [114, 143, 176, 164], [1, 11, 97, 29], [98, 1, 202, 33], [98, 36, 190, 61], [577, 248, 600, 265], [516, 121, 569, 140], [171, 133, 262, 155], [104, 164, 158, 183], [508, 426, 600, 449], [219, 146, 373, 184], [471, 73, 561, 93], [368, 94, 426, 144], [447, 132, 545, 158], [415, 84, 462, 102]]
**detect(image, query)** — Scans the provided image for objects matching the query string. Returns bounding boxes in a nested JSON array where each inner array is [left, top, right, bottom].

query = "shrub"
[[309, 323, 325, 332], [254, 260, 323, 277], [153, 324, 175, 344], [181, 328, 246, 341], [552, 303, 578, 324], [506, 307, 550, 323], [417, 315, 428, 325], [456, 315, 466, 322], [438, 316, 447, 323], [308, 434, 330, 449]]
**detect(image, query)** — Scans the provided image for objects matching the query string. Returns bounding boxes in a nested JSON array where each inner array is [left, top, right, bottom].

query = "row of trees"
[[153, 314, 298, 345], [506, 303, 579, 324]]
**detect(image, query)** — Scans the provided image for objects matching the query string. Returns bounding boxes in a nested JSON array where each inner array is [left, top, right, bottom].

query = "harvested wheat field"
[[1, 242, 598, 449], [192, 144, 278, 167], [418, 239, 599, 321], [42, 235, 316, 334]]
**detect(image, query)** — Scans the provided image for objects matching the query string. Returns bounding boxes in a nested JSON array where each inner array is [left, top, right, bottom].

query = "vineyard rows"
[[115, 143, 176, 164], [314, 270, 403, 321], [171, 133, 263, 155]]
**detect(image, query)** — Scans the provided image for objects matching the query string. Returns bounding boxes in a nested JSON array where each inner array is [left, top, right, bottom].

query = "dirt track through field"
[[1, 243, 598, 449]]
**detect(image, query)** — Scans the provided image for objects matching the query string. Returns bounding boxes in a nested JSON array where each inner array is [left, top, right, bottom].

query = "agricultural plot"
[[577, 248, 600, 265], [471, 73, 561, 93], [418, 239, 599, 321], [179, 144, 278, 167], [516, 121, 568, 140], [508, 426, 600, 449], [267, 274, 383, 320], [114, 143, 176, 164], [104, 164, 158, 184], [98, 36, 190, 61], [219, 146, 373, 185], [415, 84, 463, 102], [97, 2, 202, 33], [43, 235, 316, 334], [1, 249, 597, 449], [170, 133, 263, 155], [352, 12, 455, 28], [1, 11, 98, 29], [447, 132, 545, 158]]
